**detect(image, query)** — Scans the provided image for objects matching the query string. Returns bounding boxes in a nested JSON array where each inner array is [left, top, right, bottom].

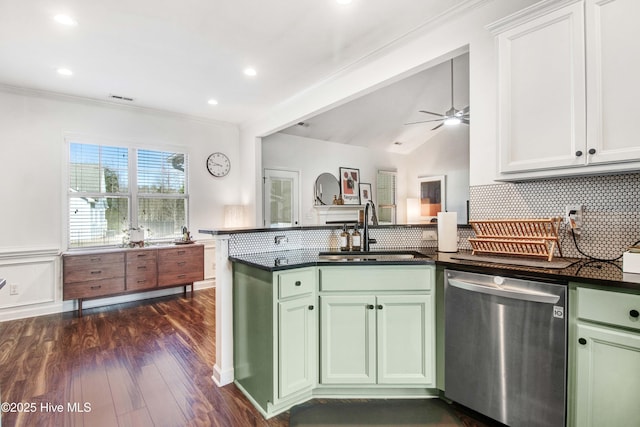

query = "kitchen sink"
[[317, 251, 429, 262]]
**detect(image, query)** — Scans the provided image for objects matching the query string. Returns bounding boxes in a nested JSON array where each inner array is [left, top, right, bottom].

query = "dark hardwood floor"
[[0, 288, 498, 427], [0, 288, 288, 427]]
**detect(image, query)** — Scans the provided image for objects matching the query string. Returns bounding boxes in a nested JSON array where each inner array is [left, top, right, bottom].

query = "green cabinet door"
[[320, 295, 376, 385], [278, 294, 317, 399], [575, 323, 640, 427], [377, 294, 434, 385]]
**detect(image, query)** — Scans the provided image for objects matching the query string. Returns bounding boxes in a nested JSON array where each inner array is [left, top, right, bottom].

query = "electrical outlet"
[[565, 204, 583, 233], [422, 230, 438, 241], [9, 283, 18, 295]]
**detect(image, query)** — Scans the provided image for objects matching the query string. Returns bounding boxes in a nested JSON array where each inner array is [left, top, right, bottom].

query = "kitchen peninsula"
[[201, 224, 640, 424]]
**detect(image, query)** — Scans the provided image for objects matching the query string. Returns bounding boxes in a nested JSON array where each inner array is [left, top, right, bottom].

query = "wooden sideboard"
[[63, 244, 204, 316]]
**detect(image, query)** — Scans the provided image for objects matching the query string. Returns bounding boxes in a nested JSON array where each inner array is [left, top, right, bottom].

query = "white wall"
[[240, 0, 540, 226], [262, 133, 406, 224], [0, 87, 241, 319]]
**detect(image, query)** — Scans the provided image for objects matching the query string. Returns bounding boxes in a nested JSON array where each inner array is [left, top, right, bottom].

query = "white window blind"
[[376, 170, 397, 224], [68, 143, 188, 248]]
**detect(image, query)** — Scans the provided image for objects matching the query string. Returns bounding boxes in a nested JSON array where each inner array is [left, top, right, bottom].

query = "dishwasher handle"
[[448, 278, 560, 304]]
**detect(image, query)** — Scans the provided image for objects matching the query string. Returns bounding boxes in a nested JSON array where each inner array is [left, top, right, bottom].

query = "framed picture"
[[419, 175, 446, 220], [359, 183, 372, 204], [339, 167, 361, 205]]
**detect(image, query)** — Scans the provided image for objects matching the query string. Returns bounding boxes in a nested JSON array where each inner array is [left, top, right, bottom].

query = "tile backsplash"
[[469, 173, 640, 260]]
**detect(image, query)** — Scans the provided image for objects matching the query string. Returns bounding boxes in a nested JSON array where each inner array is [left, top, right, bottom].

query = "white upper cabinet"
[[496, 1, 586, 174], [585, 0, 640, 165], [492, 0, 640, 179]]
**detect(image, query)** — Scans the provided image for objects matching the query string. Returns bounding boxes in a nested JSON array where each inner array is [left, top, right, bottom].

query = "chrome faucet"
[[363, 201, 378, 251]]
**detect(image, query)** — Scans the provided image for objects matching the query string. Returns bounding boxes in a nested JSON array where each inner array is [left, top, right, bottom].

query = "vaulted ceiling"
[[278, 53, 469, 153]]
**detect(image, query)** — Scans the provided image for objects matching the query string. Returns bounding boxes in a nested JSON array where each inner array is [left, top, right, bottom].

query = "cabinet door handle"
[[377, 304, 383, 310], [588, 148, 596, 155], [630, 309, 639, 318], [308, 305, 314, 310], [367, 304, 374, 310], [295, 281, 301, 286], [578, 338, 587, 345], [575, 150, 583, 157]]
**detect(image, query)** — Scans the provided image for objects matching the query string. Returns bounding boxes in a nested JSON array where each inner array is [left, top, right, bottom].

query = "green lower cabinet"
[[570, 284, 640, 427], [574, 323, 640, 427], [233, 264, 317, 417], [319, 265, 435, 388], [376, 294, 433, 385], [278, 294, 317, 398], [320, 295, 377, 384]]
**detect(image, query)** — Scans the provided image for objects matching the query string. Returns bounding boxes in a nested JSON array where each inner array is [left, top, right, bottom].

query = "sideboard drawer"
[[158, 245, 204, 286], [63, 252, 124, 270], [64, 260, 125, 283], [63, 278, 126, 300]]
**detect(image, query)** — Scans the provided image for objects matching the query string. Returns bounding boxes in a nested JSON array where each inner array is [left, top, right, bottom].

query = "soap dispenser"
[[339, 224, 350, 251], [351, 226, 361, 251]]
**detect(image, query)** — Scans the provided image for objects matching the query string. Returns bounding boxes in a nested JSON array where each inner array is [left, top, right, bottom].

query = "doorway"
[[263, 169, 300, 227]]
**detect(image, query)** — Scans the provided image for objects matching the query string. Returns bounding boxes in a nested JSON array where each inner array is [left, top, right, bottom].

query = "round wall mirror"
[[315, 173, 340, 205]]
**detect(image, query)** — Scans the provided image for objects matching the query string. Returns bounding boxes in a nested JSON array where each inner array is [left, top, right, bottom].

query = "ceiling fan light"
[[444, 117, 461, 126]]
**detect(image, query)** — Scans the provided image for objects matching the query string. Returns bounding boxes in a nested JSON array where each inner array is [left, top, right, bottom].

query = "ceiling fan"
[[405, 58, 469, 130]]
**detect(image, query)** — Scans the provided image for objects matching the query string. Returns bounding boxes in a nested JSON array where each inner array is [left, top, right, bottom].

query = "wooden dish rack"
[[468, 218, 564, 261]]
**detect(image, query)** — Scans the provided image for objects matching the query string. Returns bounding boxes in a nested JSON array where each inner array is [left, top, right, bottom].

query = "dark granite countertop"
[[229, 248, 640, 292]]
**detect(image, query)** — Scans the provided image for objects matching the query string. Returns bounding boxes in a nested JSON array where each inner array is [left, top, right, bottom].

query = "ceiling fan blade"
[[405, 118, 444, 125], [431, 122, 445, 131], [418, 110, 444, 117], [461, 118, 470, 125], [460, 105, 470, 114]]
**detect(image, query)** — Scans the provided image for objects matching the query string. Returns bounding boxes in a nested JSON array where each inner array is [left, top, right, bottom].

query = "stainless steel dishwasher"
[[444, 269, 567, 427]]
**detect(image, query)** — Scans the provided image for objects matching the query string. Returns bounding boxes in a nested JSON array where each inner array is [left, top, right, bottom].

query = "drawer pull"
[[90, 270, 102, 275], [178, 274, 186, 278], [578, 338, 587, 345], [90, 257, 101, 262], [177, 261, 186, 266], [137, 266, 147, 270], [90, 285, 102, 290], [137, 280, 146, 284], [137, 253, 147, 257], [295, 281, 301, 286], [177, 250, 186, 255], [630, 309, 640, 319]]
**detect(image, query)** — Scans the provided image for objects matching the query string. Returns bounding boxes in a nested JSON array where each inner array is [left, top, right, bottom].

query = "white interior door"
[[263, 169, 299, 228]]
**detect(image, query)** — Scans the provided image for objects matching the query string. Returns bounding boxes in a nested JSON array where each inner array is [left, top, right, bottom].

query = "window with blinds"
[[376, 170, 397, 224], [68, 143, 188, 248]]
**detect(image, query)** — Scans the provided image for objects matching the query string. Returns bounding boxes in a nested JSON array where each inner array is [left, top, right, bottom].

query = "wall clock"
[[206, 152, 231, 177]]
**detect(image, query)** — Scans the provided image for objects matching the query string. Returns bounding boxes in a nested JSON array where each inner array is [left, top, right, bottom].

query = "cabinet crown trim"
[[487, 0, 582, 34]]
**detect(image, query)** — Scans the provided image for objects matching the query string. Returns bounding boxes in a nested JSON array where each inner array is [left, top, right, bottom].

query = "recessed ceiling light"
[[57, 68, 73, 76], [243, 68, 257, 77], [207, 99, 219, 105], [54, 14, 78, 26], [336, 0, 352, 4]]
